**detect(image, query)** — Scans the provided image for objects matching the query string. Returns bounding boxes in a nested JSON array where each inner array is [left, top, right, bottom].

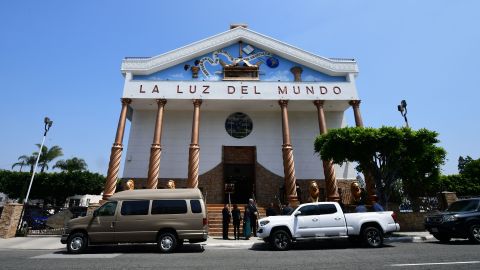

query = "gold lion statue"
[[167, 179, 176, 189], [350, 181, 362, 204], [126, 179, 135, 190], [308, 181, 320, 202]]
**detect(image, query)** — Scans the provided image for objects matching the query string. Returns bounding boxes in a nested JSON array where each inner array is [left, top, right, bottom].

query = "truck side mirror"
[[294, 211, 301, 217]]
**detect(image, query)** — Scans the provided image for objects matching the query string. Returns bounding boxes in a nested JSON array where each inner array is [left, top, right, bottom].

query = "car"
[[257, 202, 400, 250], [61, 189, 208, 254], [425, 198, 480, 243]]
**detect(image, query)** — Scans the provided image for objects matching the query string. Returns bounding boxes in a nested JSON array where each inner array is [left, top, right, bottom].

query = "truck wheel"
[[468, 224, 480, 244], [269, 230, 291, 251], [362, 226, 383, 248], [433, 233, 451, 243], [67, 232, 88, 254], [157, 232, 177, 253]]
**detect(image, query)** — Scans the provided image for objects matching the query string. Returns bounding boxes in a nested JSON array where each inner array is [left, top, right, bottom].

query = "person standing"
[[266, 202, 277, 216], [222, 204, 231, 240], [243, 206, 251, 240], [231, 204, 241, 240], [248, 198, 258, 237]]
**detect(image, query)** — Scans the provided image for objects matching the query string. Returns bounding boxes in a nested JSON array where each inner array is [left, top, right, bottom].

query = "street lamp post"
[[17, 117, 53, 233], [397, 100, 409, 128]]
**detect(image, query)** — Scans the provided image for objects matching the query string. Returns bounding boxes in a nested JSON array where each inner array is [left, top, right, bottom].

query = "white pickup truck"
[[257, 202, 400, 250]]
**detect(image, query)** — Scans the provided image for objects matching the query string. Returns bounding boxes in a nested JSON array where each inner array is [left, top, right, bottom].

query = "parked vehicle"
[[257, 202, 400, 250], [424, 198, 480, 244], [61, 189, 208, 254], [23, 207, 51, 230]]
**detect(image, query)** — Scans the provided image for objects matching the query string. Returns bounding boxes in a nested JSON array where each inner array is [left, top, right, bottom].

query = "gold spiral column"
[[147, 99, 167, 189], [279, 100, 299, 207], [103, 98, 131, 200], [187, 99, 202, 188], [314, 100, 339, 202], [349, 100, 376, 203]]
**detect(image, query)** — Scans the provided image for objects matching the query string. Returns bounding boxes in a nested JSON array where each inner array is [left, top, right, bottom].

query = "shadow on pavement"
[[55, 243, 205, 254], [427, 239, 478, 246], [250, 239, 395, 251]]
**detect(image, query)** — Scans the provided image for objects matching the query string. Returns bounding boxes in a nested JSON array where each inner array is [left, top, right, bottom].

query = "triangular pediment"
[[121, 27, 358, 79]]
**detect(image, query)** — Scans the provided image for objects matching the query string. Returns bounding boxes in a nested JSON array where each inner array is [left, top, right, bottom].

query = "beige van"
[[61, 189, 208, 253]]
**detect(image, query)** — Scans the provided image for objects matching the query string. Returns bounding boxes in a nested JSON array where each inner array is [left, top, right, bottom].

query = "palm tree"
[[53, 157, 88, 172], [12, 155, 37, 173], [33, 144, 63, 172]]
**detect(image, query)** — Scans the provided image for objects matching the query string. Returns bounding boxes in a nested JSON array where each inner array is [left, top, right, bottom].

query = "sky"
[[1, 0, 479, 176]]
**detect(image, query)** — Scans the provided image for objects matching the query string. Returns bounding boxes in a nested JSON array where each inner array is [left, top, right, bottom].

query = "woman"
[[243, 205, 251, 240]]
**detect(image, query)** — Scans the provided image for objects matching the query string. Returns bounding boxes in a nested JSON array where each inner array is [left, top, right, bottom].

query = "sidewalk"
[[0, 232, 433, 250]]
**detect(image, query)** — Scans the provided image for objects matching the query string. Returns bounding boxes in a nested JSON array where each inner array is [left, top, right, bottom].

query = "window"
[[152, 200, 187, 215], [97, 201, 117, 216], [190, 200, 202, 214], [298, 205, 319, 216], [318, 204, 337, 215], [225, 112, 253, 139], [121, 200, 149, 216]]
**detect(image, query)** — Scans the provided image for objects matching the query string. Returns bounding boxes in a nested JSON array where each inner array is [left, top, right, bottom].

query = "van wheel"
[[67, 232, 88, 254], [157, 232, 177, 253], [269, 230, 291, 251], [362, 226, 383, 248]]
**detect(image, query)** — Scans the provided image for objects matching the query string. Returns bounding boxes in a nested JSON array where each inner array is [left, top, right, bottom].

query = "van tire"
[[67, 232, 88, 254], [157, 232, 177, 253]]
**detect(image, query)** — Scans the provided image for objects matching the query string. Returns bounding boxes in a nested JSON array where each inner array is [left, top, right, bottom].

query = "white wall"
[[122, 108, 356, 180]]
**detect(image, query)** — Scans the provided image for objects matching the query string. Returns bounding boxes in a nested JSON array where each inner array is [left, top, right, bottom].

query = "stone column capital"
[[349, 100, 361, 108], [278, 99, 289, 108], [121, 98, 132, 105], [313, 100, 325, 108], [193, 99, 202, 107], [156, 99, 167, 106]]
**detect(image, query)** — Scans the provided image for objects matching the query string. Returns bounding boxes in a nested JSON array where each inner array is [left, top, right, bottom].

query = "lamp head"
[[401, 100, 407, 108]]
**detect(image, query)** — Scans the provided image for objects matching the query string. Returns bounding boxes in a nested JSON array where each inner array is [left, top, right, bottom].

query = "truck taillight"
[[391, 212, 398, 223], [203, 218, 208, 226]]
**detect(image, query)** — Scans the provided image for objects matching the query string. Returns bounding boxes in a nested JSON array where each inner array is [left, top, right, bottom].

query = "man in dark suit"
[[222, 204, 231, 240], [248, 199, 258, 237]]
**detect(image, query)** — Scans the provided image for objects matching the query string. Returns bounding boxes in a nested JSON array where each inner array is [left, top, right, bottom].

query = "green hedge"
[[0, 170, 105, 206]]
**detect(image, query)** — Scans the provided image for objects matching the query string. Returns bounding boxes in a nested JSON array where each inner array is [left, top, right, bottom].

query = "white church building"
[[102, 24, 368, 206]]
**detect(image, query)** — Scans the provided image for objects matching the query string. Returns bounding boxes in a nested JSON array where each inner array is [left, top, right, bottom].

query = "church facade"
[[102, 25, 368, 206]]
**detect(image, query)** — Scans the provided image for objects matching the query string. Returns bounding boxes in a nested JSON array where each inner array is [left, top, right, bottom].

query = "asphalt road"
[[1, 239, 479, 270]]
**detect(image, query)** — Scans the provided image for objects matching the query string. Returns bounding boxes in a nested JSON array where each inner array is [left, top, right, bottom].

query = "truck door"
[[87, 201, 117, 243], [293, 204, 322, 238], [316, 203, 347, 236]]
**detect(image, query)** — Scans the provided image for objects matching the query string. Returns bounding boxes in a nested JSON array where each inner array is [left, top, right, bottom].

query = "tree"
[[441, 156, 480, 196], [53, 157, 88, 172], [11, 155, 37, 173], [314, 126, 446, 209], [34, 144, 63, 172]]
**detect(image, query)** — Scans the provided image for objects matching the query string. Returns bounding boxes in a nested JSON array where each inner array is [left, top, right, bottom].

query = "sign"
[[123, 81, 358, 100]]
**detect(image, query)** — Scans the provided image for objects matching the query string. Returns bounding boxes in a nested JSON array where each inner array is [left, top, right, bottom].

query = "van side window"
[[152, 200, 187, 214], [97, 201, 117, 216], [121, 200, 149, 215], [190, 200, 202, 213]]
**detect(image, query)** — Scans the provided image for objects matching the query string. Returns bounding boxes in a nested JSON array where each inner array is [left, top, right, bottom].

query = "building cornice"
[[121, 27, 358, 77]]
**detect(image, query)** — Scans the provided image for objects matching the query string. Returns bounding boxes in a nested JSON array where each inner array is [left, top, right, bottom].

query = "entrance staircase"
[[207, 204, 267, 237]]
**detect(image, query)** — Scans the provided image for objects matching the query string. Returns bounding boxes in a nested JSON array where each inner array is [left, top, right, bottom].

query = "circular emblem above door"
[[225, 112, 253, 139]]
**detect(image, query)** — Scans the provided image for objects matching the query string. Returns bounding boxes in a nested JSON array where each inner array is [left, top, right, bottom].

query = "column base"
[[288, 195, 300, 207]]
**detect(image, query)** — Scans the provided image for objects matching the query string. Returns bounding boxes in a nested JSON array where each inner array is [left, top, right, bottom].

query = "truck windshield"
[[447, 200, 479, 212]]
